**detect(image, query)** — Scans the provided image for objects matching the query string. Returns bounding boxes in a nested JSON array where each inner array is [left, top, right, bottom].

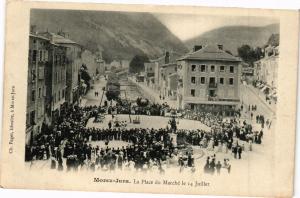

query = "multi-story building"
[[144, 62, 155, 87], [26, 32, 49, 145], [149, 51, 181, 91], [43, 31, 83, 106], [43, 40, 68, 123], [167, 73, 178, 100], [254, 45, 279, 90], [177, 44, 241, 115], [159, 63, 177, 99]]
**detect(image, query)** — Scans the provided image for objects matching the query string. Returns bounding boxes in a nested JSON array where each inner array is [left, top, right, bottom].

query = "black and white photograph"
[[24, 8, 279, 178]]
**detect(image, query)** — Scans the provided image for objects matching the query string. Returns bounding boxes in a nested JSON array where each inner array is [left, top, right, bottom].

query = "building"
[[40, 31, 83, 106], [144, 62, 155, 87], [159, 63, 178, 99], [44, 41, 68, 123], [26, 32, 50, 144], [149, 51, 181, 91], [121, 60, 130, 69], [167, 73, 178, 100], [177, 44, 241, 115], [254, 45, 279, 91]]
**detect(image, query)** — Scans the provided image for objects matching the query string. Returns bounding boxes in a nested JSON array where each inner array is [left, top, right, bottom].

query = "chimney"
[[165, 51, 170, 64], [217, 44, 223, 50], [193, 45, 202, 52], [57, 29, 67, 38]]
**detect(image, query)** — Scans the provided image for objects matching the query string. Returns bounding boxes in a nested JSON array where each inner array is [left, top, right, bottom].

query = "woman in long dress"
[[222, 142, 228, 153], [216, 140, 222, 152], [207, 138, 214, 151]]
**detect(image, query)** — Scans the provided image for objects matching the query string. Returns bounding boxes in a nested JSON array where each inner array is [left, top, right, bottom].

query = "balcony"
[[208, 83, 217, 88]]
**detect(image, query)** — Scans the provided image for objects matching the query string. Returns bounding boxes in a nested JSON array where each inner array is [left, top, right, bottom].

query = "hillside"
[[185, 24, 279, 55], [30, 9, 188, 62]]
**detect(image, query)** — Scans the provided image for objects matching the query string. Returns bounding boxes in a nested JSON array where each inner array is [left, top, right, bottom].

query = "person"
[[204, 157, 210, 174], [248, 140, 253, 151], [50, 156, 56, 169], [237, 146, 242, 159], [216, 161, 222, 175], [232, 146, 237, 159], [108, 120, 112, 129], [223, 159, 231, 174]]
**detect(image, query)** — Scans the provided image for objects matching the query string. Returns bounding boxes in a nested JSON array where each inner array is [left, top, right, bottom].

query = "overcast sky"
[[154, 14, 278, 41]]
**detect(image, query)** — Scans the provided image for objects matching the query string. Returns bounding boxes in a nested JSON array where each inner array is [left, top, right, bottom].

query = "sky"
[[154, 14, 278, 41]]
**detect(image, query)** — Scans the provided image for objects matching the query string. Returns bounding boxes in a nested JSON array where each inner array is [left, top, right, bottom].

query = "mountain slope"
[[185, 24, 279, 55], [30, 9, 188, 62]]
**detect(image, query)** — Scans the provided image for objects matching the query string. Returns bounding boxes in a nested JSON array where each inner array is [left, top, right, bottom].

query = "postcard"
[[0, 1, 299, 197]]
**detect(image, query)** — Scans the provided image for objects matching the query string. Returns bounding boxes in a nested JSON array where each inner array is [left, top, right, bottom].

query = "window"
[[58, 90, 61, 101], [200, 77, 206, 84], [26, 113, 30, 127], [200, 65, 206, 72], [28, 50, 32, 62], [230, 66, 234, 73], [211, 65, 215, 72], [191, 65, 196, 72], [229, 78, 234, 85], [174, 67, 177, 72], [31, 69, 36, 82], [31, 90, 35, 102], [62, 89, 65, 99], [219, 78, 224, 84], [191, 77, 196, 84], [32, 50, 37, 62], [38, 87, 41, 98], [39, 50, 43, 61], [30, 111, 35, 125], [56, 72, 58, 83], [191, 89, 195, 97], [54, 55, 57, 65], [220, 65, 225, 72]]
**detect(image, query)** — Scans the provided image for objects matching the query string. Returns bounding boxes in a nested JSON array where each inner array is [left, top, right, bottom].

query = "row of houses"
[[26, 26, 104, 145], [253, 45, 279, 100], [140, 44, 241, 116]]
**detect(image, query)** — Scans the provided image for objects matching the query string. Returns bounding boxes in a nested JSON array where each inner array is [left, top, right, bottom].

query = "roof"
[[150, 51, 182, 64], [38, 32, 80, 46], [178, 45, 241, 62], [29, 34, 50, 41]]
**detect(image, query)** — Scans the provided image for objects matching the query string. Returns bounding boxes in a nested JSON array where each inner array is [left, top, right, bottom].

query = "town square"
[[24, 9, 278, 178]]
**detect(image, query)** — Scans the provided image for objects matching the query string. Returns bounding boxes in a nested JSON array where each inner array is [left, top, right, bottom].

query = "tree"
[[105, 72, 120, 101], [267, 34, 279, 47], [129, 54, 150, 74], [80, 64, 91, 90], [136, 97, 149, 107], [238, 45, 262, 66]]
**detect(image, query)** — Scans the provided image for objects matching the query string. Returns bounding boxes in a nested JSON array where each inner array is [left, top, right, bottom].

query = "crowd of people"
[[25, 92, 268, 175]]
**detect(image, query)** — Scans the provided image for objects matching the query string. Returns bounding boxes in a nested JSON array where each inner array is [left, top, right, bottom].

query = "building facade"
[[159, 63, 177, 99], [26, 33, 50, 145], [44, 42, 67, 123], [254, 45, 279, 90], [177, 45, 241, 115]]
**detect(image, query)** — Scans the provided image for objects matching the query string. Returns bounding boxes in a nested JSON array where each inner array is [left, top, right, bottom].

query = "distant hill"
[[30, 9, 188, 62], [185, 24, 279, 55]]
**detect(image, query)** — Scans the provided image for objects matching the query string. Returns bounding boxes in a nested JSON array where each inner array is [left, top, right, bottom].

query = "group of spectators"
[[25, 95, 266, 175]]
